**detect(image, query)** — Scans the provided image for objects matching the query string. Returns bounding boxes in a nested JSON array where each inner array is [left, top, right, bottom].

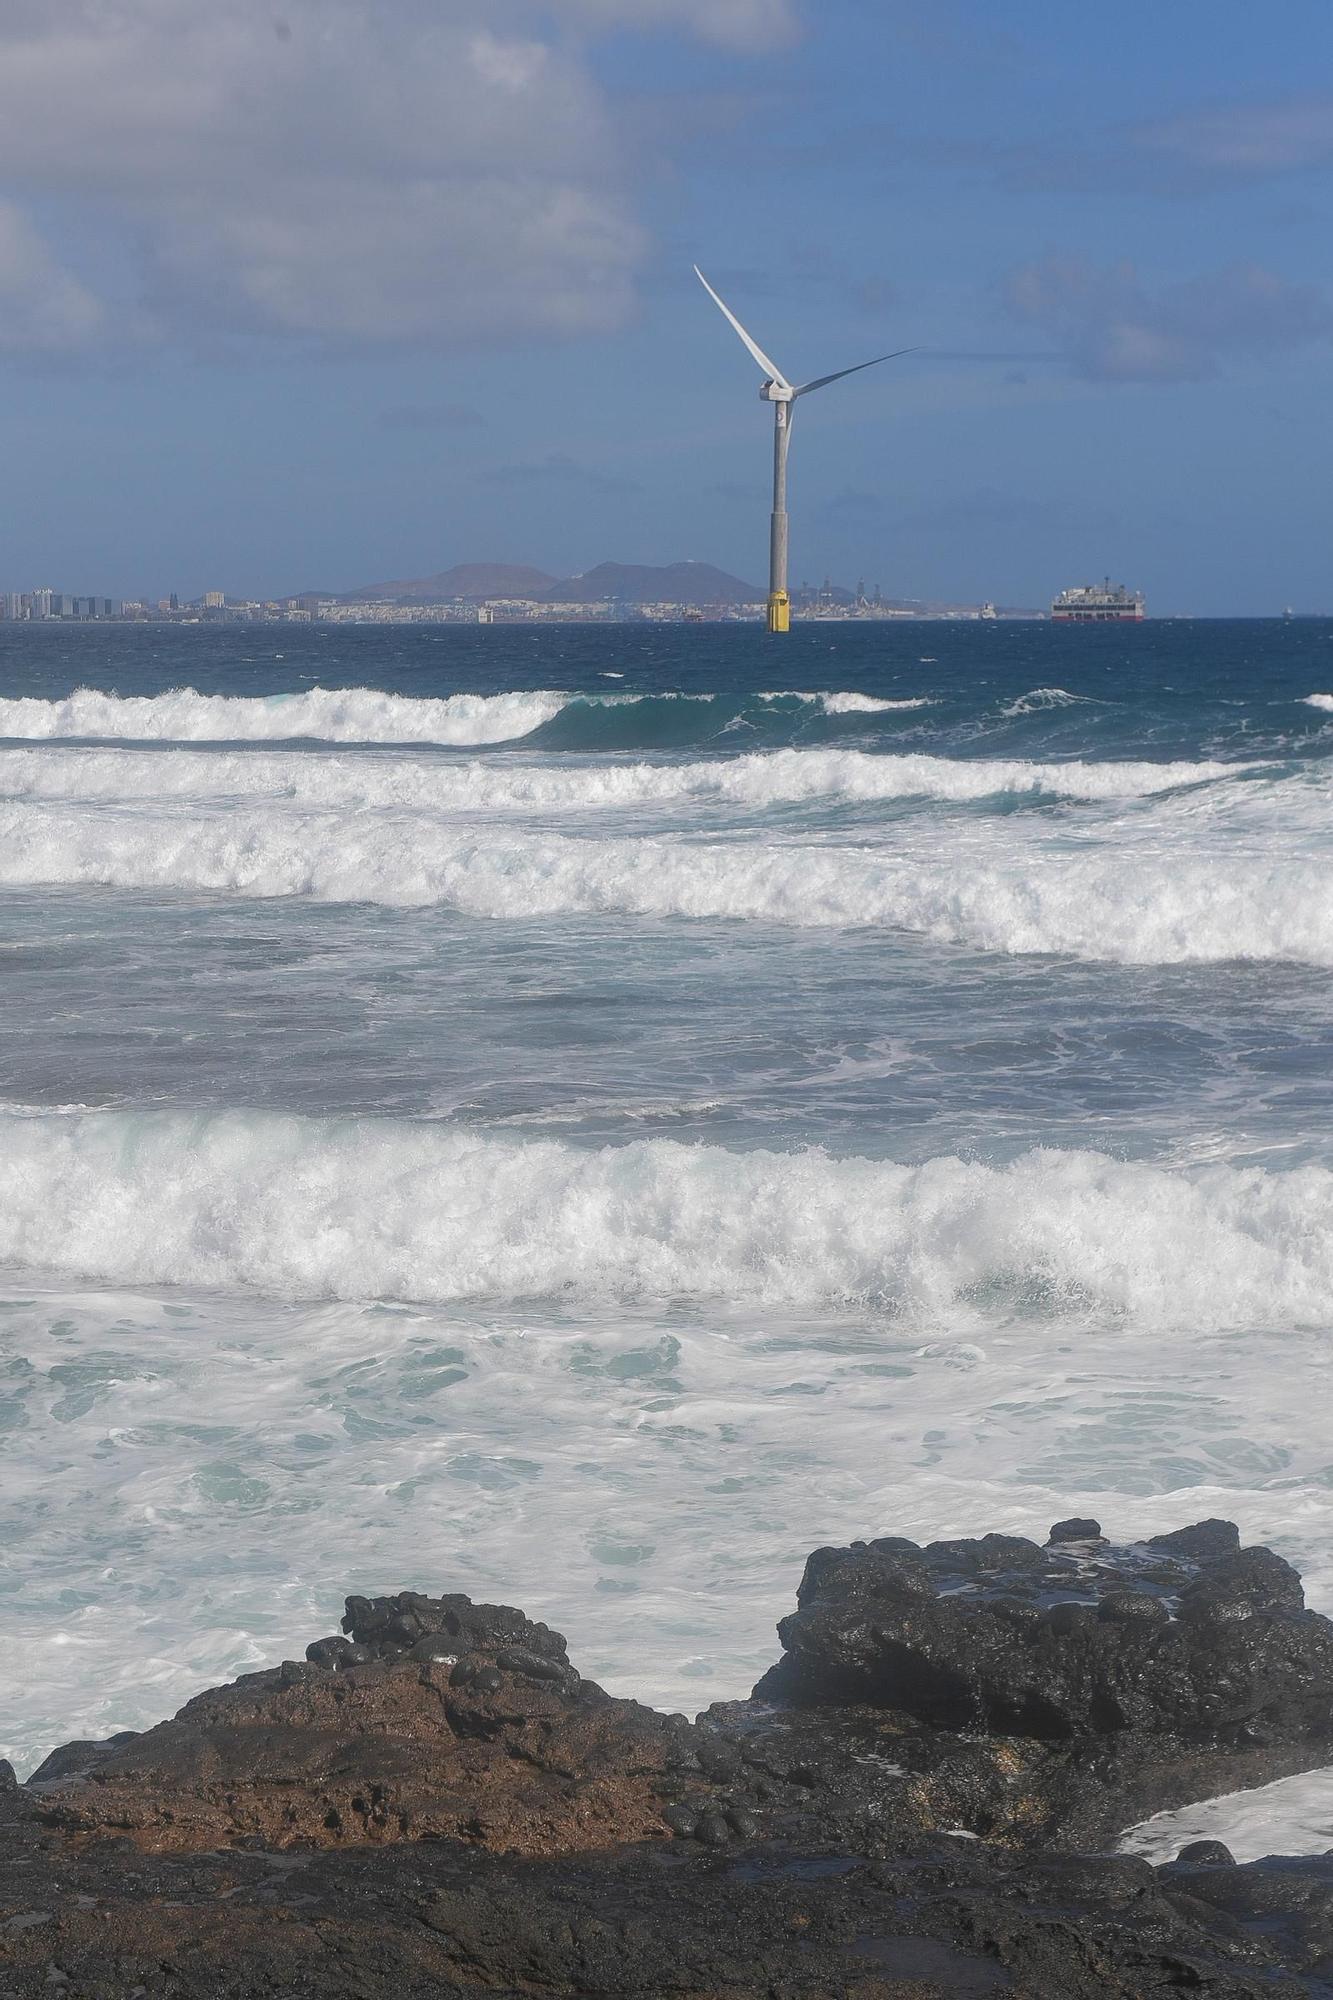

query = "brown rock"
[[33, 1619, 698, 1858]]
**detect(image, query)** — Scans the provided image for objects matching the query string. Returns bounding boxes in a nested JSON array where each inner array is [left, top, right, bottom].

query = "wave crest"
[[0, 1111, 1329, 1326], [0, 686, 570, 746], [0, 745, 1250, 811], [0, 805, 1325, 963], [759, 691, 933, 714], [1000, 687, 1098, 717]]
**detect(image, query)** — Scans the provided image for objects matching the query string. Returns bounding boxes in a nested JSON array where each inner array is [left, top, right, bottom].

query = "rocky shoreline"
[[5, 1519, 1333, 1995]]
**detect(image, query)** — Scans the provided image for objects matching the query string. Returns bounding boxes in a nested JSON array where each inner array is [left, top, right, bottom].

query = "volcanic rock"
[[755, 1518, 1333, 1743], [743, 1519, 1333, 1848], [25, 1592, 705, 1857], [8, 1523, 1333, 1997]]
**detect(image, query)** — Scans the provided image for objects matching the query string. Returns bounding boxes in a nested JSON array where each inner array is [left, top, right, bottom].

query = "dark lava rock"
[[925, 1532, 1048, 1580], [0, 1796, 1321, 1997], [1049, 1517, 1104, 1543], [1098, 1591, 1171, 1628], [754, 1519, 1333, 1753], [745, 1518, 1333, 1852], [340, 1588, 567, 1665], [1149, 1519, 1243, 1562], [1176, 1839, 1238, 1866], [1181, 1547, 1306, 1622], [8, 1525, 1333, 1997], [794, 1539, 937, 1609], [26, 1730, 140, 1785], [306, 1634, 362, 1670]]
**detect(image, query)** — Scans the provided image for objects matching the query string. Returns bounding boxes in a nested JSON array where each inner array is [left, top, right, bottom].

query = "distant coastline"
[[1, 560, 1043, 626]]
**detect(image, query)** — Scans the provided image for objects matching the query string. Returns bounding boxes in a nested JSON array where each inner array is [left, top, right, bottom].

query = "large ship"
[[1051, 578, 1145, 622]]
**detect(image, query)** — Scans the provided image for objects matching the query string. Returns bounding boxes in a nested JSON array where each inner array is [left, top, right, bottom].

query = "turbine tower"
[[694, 266, 911, 634]]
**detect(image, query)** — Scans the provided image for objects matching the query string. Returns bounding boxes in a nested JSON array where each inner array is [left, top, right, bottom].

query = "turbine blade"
[[794, 348, 916, 398], [694, 266, 791, 389]]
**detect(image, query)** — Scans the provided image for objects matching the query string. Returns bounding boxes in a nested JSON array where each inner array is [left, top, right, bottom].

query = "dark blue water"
[[3, 616, 1332, 762]]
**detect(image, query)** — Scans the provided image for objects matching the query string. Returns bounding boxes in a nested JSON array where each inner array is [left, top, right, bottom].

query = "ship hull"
[[1051, 609, 1144, 622]]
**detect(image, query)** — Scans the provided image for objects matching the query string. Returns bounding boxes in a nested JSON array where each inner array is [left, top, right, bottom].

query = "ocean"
[[2, 616, 1332, 1851]]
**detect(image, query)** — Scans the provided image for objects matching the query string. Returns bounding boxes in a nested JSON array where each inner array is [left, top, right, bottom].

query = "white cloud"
[[0, 0, 786, 351], [0, 202, 104, 354]]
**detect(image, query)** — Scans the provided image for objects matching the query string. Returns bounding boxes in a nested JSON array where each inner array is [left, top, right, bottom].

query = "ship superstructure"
[[1051, 579, 1144, 622]]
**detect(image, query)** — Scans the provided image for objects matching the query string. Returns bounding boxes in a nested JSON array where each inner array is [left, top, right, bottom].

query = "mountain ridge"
[[319, 560, 761, 607], [541, 561, 760, 606]]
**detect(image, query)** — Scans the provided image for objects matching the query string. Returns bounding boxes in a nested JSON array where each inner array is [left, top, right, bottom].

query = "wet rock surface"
[[5, 1522, 1333, 1996], [745, 1516, 1333, 1848]]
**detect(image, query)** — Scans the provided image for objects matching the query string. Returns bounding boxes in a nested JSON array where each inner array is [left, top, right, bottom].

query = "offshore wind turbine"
[[694, 266, 912, 634]]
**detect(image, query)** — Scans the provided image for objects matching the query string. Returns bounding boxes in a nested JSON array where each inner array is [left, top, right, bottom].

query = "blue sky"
[[2, 0, 1332, 610]]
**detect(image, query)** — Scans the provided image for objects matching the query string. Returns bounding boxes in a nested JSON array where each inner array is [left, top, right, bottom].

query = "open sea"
[[3, 616, 1333, 1852]]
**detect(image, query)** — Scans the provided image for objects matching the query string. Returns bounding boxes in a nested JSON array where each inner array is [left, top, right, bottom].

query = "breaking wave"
[[1303, 693, 1333, 713], [759, 691, 934, 713], [0, 803, 1327, 963], [0, 745, 1254, 813], [0, 1109, 1329, 1326], [0, 685, 941, 750], [1000, 687, 1099, 717], [0, 686, 571, 747]]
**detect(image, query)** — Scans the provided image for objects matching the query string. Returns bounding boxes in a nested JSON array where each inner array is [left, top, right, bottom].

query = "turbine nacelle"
[[761, 379, 794, 405]]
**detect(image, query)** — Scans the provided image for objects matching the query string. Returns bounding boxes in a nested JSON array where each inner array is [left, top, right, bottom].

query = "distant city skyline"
[[0, 559, 1036, 625], [2, 3, 1332, 612]]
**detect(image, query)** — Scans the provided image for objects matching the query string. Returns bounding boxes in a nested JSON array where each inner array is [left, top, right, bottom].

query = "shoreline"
[[6, 1515, 1333, 1995]]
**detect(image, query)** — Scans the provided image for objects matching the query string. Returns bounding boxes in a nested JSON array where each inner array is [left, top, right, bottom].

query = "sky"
[[2, 0, 1333, 611]]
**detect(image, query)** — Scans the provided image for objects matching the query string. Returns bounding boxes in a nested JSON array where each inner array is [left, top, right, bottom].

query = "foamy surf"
[[1303, 693, 1333, 712], [1000, 687, 1100, 717], [759, 690, 934, 712], [1122, 1769, 1333, 1865], [0, 685, 571, 746], [0, 744, 1254, 812], [1, 802, 1328, 963], [4, 620, 1333, 1855], [1, 1108, 1331, 1325]]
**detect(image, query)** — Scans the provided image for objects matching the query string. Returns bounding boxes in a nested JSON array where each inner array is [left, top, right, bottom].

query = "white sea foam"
[[1000, 686, 1098, 717], [0, 684, 901, 747], [820, 691, 932, 714], [4, 1271, 1330, 1781], [0, 685, 571, 746], [759, 690, 933, 712], [0, 803, 1327, 963], [0, 1109, 1331, 1324], [0, 744, 1251, 812], [1303, 693, 1333, 712], [1122, 1768, 1333, 1864]]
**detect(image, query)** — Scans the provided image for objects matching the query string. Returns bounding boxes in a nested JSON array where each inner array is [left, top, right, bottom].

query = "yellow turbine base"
[[767, 590, 790, 634]]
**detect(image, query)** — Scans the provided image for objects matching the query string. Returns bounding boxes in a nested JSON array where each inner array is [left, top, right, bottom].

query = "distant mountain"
[[316, 558, 762, 607], [337, 563, 557, 603], [541, 561, 760, 606]]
